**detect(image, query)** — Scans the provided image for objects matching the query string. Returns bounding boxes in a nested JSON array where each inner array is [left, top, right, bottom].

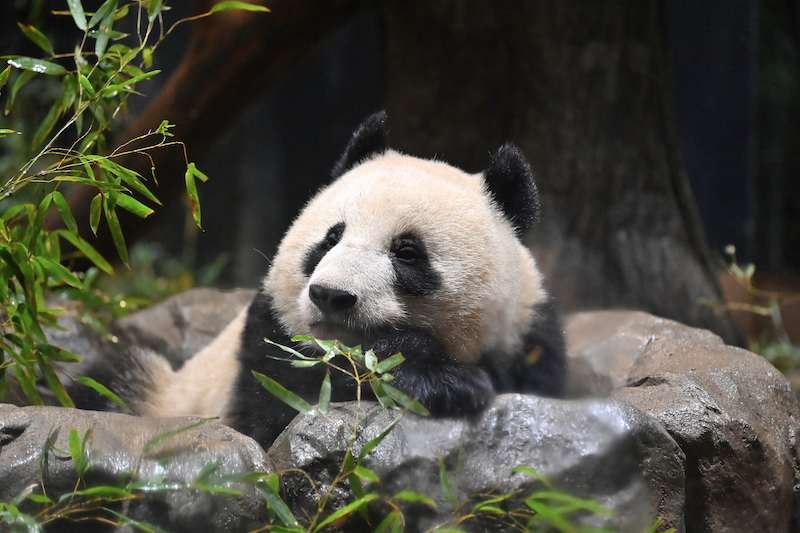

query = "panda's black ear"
[[331, 111, 389, 179], [483, 143, 541, 235]]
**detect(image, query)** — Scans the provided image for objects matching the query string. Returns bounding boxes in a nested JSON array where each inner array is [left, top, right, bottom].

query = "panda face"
[[264, 150, 545, 363]]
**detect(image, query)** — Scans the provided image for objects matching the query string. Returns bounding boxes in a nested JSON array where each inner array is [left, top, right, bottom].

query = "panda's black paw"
[[371, 330, 496, 418]]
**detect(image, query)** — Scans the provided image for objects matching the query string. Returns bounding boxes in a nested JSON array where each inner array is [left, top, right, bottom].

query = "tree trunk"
[[380, 0, 742, 344]]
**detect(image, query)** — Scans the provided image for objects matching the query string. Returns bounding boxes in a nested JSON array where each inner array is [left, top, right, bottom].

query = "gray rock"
[[113, 288, 255, 368], [0, 403, 273, 532], [6, 289, 798, 532], [268, 395, 686, 532], [566, 310, 800, 533]]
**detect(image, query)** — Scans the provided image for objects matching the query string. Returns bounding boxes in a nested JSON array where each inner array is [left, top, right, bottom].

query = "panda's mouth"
[[307, 321, 390, 349]]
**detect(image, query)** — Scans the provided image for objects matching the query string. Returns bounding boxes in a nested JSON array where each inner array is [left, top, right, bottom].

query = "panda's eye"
[[322, 223, 344, 250], [391, 235, 425, 265]]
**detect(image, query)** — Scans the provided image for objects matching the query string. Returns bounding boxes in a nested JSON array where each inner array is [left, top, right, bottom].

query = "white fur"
[[139, 308, 246, 421], [265, 150, 547, 364]]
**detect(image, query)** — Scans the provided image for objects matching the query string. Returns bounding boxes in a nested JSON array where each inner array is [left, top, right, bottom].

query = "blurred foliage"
[[0, 1, 266, 407]]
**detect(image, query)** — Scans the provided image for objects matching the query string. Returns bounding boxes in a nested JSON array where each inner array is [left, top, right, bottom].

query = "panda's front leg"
[[370, 329, 495, 417]]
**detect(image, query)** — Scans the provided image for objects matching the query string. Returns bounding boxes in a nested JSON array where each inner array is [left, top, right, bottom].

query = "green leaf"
[[252, 371, 317, 416], [511, 465, 554, 490], [90, 0, 118, 57], [439, 455, 456, 505], [318, 372, 331, 415], [143, 418, 215, 453], [35, 353, 75, 408], [17, 23, 54, 56], [383, 384, 429, 416], [51, 191, 79, 235], [67, 0, 88, 31], [68, 428, 83, 468], [103, 200, 128, 266], [6, 56, 67, 76], [184, 162, 207, 229], [51, 176, 128, 192], [369, 379, 397, 410], [5, 69, 35, 114], [31, 98, 63, 149], [0, 65, 11, 95], [255, 480, 298, 528], [97, 69, 160, 99], [312, 494, 378, 532], [376, 352, 404, 374], [56, 230, 113, 275], [392, 490, 437, 507], [375, 511, 403, 533], [28, 193, 53, 251], [78, 73, 95, 97], [115, 194, 154, 218], [147, 0, 164, 22], [209, 1, 271, 14], [365, 350, 377, 371], [73, 376, 131, 411], [353, 465, 379, 483], [58, 486, 133, 504], [358, 414, 402, 462], [36, 257, 82, 289], [193, 456, 222, 483]]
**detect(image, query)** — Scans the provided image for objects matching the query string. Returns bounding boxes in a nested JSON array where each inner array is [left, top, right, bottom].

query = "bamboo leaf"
[[439, 455, 456, 505], [255, 480, 298, 528], [358, 414, 402, 462], [376, 352, 404, 374], [36, 256, 82, 288], [353, 465, 379, 483], [252, 371, 317, 416], [31, 99, 63, 149], [312, 494, 378, 532], [17, 23, 54, 56], [89, 194, 102, 235], [209, 1, 270, 14], [67, 0, 88, 31], [51, 191, 78, 235], [115, 194, 154, 218], [103, 200, 128, 267], [392, 490, 437, 507], [383, 384, 429, 416], [56, 230, 113, 275], [6, 56, 67, 76], [73, 376, 130, 411], [0, 65, 11, 96], [143, 418, 215, 453], [5, 70, 35, 114], [184, 163, 207, 229], [318, 372, 331, 415]]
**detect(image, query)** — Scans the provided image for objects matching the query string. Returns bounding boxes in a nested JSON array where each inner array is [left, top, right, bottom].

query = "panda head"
[[264, 112, 547, 364]]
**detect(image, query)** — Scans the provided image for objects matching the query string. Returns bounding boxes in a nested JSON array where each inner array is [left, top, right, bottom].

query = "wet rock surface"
[[567, 311, 800, 533], [1, 289, 798, 532], [0, 403, 273, 532], [269, 395, 685, 532]]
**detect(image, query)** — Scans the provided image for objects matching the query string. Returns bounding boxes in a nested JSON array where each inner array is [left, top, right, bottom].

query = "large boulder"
[[566, 311, 800, 533], [268, 395, 685, 532], [0, 403, 273, 532]]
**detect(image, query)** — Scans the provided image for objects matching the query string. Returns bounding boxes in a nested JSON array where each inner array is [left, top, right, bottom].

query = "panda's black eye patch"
[[391, 233, 441, 296], [303, 222, 344, 277]]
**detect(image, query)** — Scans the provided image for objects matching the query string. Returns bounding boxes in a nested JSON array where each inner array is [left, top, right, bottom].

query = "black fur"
[[303, 222, 345, 277], [230, 291, 565, 449], [479, 295, 566, 397], [483, 143, 541, 234], [390, 233, 441, 296], [330, 111, 389, 179]]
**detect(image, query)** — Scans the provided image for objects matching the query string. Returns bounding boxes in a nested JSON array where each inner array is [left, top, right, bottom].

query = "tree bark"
[[380, 0, 742, 344]]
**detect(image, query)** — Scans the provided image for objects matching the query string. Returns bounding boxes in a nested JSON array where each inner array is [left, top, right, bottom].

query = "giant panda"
[[72, 112, 566, 449]]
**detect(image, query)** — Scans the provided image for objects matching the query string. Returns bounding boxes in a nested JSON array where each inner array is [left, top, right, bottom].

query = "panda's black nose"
[[309, 284, 358, 314]]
